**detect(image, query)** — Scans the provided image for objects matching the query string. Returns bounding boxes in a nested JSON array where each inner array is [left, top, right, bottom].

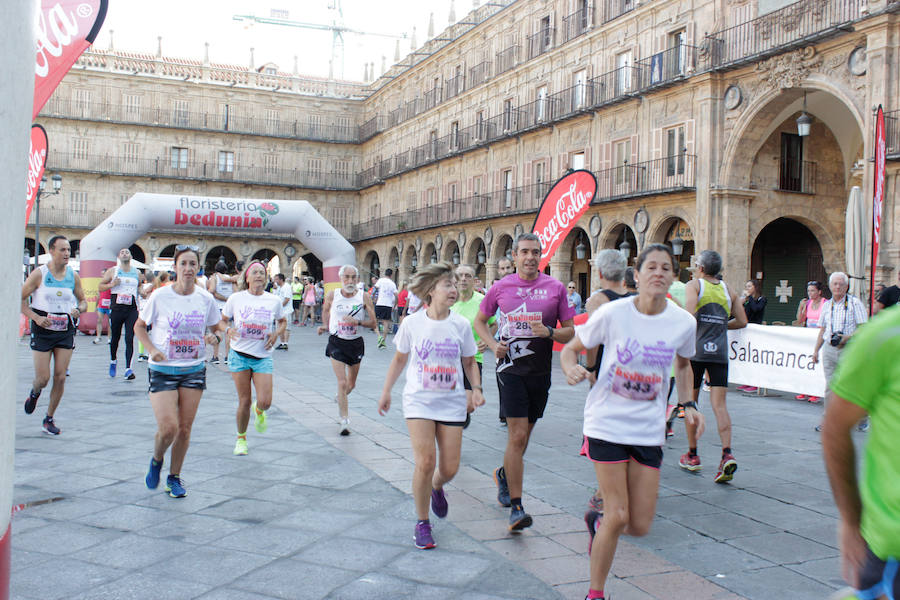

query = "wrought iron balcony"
[[603, 0, 635, 23], [468, 61, 492, 88], [636, 44, 698, 88], [527, 28, 555, 60], [26, 206, 108, 229], [514, 97, 560, 131], [444, 74, 466, 100], [588, 65, 644, 105], [549, 83, 595, 120], [405, 98, 421, 120], [702, 0, 861, 70], [495, 45, 520, 75], [49, 151, 361, 190], [562, 6, 592, 42], [774, 159, 816, 194], [592, 155, 697, 202], [359, 116, 385, 142], [39, 97, 360, 143], [882, 109, 900, 159], [423, 86, 443, 111]]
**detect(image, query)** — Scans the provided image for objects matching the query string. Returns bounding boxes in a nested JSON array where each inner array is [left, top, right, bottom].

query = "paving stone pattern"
[[12, 325, 861, 599]]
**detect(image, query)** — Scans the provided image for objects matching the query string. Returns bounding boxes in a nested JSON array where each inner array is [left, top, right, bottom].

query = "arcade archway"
[[205, 246, 238, 274]]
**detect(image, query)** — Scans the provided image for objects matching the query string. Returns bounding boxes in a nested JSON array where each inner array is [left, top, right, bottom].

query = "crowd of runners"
[[19, 233, 899, 600]]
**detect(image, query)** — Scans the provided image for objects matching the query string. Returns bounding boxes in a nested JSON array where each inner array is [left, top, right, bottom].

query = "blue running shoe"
[[494, 466, 511, 507], [509, 504, 533, 531], [109, 361, 116, 378], [124, 368, 135, 381], [431, 488, 448, 519], [146, 457, 162, 489], [165, 474, 186, 498]]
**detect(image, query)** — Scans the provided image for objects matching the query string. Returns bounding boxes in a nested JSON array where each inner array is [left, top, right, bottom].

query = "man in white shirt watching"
[[373, 268, 398, 349], [273, 273, 293, 350]]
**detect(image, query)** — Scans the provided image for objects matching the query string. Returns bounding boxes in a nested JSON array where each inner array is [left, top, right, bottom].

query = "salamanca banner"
[[531, 170, 597, 272], [33, 0, 108, 119], [727, 324, 826, 397], [25, 125, 48, 224]]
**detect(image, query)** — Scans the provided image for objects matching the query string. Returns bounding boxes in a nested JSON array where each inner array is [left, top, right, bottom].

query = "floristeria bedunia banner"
[[531, 170, 597, 271], [25, 125, 48, 224], [870, 105, 886, 312], [33, 0, 108, 119]]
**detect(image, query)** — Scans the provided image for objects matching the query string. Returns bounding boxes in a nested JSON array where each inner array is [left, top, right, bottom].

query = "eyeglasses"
[[567, 286, 576, 289], [175, 244, 199, 252]]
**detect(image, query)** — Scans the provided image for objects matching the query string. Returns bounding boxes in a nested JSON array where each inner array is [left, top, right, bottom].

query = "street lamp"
[[796, 92, 811, 137], [32, 174, 62, 271], [411, 254, 418, 268], [619, 238, 631, 260], [430, 250, 437, 264], [575, 234, 587, 260], [477, 248, 486, 264], [452, 248, 460, 265], [671, 236, 684, 257]]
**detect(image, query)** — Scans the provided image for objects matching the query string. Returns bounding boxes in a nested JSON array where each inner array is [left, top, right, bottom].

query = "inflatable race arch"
[[78, 193, 355, 333]]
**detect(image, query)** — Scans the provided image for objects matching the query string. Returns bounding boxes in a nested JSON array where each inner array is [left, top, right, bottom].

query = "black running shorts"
[[496, 371, 551, 422], [325, 335, 365, 366], [30, 328, 75, 352], [148, 367, 207, 393], [580, 436, 663, 469], [690, 360, 728, 389], [374, 305, 392, 321]]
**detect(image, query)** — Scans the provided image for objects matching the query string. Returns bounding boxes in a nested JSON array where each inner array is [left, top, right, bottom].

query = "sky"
[[97, 0, 462, 81]]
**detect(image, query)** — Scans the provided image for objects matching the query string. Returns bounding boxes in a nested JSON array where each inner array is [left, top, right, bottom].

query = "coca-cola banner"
[[531, 170, 597, 272], [25, 125, 48, 224], [33, 0, 108, 119]]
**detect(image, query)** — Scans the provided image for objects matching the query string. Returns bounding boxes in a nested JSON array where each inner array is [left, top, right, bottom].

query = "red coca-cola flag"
[[531, 170, 597, 272], [33, 0, 108, 119], [25, 124, 49, 224], [870, 105, 886, 312]]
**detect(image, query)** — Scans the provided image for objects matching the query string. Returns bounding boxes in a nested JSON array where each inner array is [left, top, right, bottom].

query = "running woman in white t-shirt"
[[135, 246, 226, 499], [378, 261, 485, 550], [317, 265, 377, 435], [221, 262, 289, 456], [560, 244, 704, 600]]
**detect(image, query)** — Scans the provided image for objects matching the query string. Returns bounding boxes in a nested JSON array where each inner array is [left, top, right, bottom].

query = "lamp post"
[[477, 248, 486, 265], [619, 238, 631, 262], [575, 234, 587, 260], [33, 174, 62, 271], [796, 92, 811, 137], [671, 236, 684, 257], [452, 248, 460, 265]]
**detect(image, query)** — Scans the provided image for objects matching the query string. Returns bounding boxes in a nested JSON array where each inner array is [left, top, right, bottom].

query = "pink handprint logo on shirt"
[[616, 338, 642, 365], [167, 311, 183, 331], [416, 340, 434, 362]]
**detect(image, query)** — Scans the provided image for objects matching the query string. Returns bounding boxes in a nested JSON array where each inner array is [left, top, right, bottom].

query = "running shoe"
[[679, 453, 701, 471], [146, 457, 163, 489], [666, 424, 674, 438], [815, 424, 824, 432], [210, 356, 220, 365], [137, 354, 148, 362], [24, 390, 39, 415], [377, 336, 386, 349], [109, 362, 116, 378], [740, 386, 758, 393], [253, 403, 268, 434], [233, 437, 248, 456], [494, 466, 511, 507], [431, 488, 448, 518], [41, 415, 60, 436], [339, 418, 350, 436], [92, 338, 102, 344], [509, 504, 533, 531], [807, 396, 821, 403], [795, 394, 808, 401], [124, 368, 135, 381], [714, 453, 738, 483], [414, 521, 436, 549], [702, 382, 711, 392], [857, 419, 870, 433], [223, 356, 228, 364], [588, 494, 603, 513], [165, 474, 187, 498], [584, 508, 602, 555]]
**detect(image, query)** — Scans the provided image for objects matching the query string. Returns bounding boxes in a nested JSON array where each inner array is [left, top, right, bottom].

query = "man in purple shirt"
[[475, 233, 575, 531]]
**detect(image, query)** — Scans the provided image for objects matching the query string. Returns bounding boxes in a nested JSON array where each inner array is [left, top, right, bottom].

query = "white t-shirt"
[[394, 310, 477, 422], [374, 277, 398, 307], [329, 289, 365, 340], [576, 297, 696, 447], [277, 283, 293, 307], [222, 290, 287, 358], [406, 292, 422, 314], [139, 285, 221, 368]]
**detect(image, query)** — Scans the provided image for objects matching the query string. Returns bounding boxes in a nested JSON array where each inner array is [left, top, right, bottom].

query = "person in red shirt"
[[397, 281, 409, 323]]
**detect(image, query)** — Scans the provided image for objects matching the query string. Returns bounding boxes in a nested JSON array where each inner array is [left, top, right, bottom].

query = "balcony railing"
[[40, 97, 360, 143], [359, 116, 385, 142], [604, 0, 635, 23], [495, 45, 519, 75], [550, 83, 595, 120], [405, 98, 421, 121], [49, 151, 361, 190], [637, 44, 698, 87], [703, 0, 861, 70], [527, 28, 554, 59], [444, 74, 466, 100], [351, 182, 552, 241], [26, 207, 108, 229], [592, 155, 696, 202], [562, 7, 592, 42], [423, 86, 442, 111], [588, 65, 645, 104], [388, 106, 404, 128], [776, 159, 816, 194], [882, 109, 900, 158], [468, 61, 492, 88], [515, 97, 559, 131]]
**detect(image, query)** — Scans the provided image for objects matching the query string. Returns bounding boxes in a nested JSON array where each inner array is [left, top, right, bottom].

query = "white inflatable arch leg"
[[78, 193, 355, 333]]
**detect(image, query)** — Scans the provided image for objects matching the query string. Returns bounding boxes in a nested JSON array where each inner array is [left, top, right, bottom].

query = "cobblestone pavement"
[[11, 324, 859, 599]]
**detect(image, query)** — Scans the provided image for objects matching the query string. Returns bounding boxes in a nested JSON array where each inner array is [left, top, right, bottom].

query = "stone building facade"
[[30, 0, 900, 323]]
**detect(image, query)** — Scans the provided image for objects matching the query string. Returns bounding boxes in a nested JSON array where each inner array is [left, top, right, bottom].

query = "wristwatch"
[[545, 326, 555, 339]]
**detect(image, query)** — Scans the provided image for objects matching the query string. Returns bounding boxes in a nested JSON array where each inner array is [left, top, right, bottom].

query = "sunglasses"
[[175, 244, 199, 252]]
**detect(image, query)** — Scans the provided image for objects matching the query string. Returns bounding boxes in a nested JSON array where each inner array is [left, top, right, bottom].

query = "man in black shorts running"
[[475, 233, 575, 531]]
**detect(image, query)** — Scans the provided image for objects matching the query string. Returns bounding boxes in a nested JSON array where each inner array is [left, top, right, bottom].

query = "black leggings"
[[110, 309, 138, 368]]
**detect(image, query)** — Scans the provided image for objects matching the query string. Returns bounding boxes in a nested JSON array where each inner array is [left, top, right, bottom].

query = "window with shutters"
[[534, 161, 545, 198], [73, 88, 91, 116], [119, 194, 130, 206], [123, 143, 140, 163], [614, 139, 631, 186], [69, 191, 88, 215], [171, 147, 188, 169], [265, 109, 280, 133], [503, 169, 514, 208], [123, 93, 141, 120], [331, 206, 348, 231], [307, 158, 322, 183], [218, 151, 234, 173], [173, 99, 189, 127], [666, 126, 685, 176], [571, 151, 586, 170], [308, 114, 323, 136], [264, 154, 278, 174], [335, 159, 351, 183], [73, 138, 89, 160]]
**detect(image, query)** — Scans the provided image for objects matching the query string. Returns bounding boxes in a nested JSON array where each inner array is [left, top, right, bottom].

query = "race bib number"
[[240, 322, 267, 340], [611, 366, 662, 402], [168, 337, 202, 360], [116, 294, 133, 305], [421, 366, 457, 391], [99, 298, 111, 309], [338, 321, 357, 337], [46, 313, 69, 332], [506, 312, 543, 338]]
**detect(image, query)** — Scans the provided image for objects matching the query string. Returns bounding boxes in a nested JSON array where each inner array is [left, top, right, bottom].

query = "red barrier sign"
[[531, 170, 597, 272]]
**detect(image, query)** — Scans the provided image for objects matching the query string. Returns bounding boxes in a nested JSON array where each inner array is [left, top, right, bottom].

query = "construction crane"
[[233, 2, 406, 80]]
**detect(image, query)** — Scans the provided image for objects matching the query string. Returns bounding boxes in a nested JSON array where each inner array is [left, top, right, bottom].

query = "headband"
[[244, 261, 266, 282]]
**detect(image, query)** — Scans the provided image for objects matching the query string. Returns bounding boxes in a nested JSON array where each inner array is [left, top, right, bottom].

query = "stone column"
[[709, 189, 753, 288], [549, 258, 573, 286], [484, 263, 498, 286]]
